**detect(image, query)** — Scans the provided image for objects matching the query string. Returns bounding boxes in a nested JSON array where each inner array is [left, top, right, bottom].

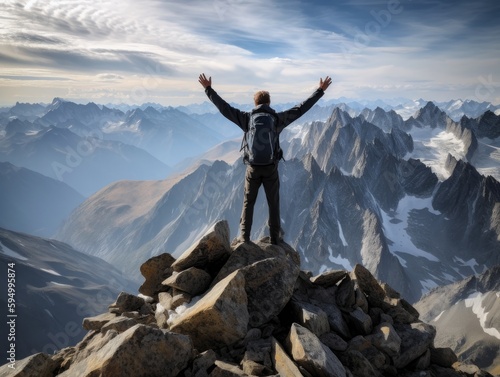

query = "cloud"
[[0, 0, 499, 105]]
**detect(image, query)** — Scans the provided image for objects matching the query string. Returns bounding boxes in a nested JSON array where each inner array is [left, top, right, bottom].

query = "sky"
[[1, 0, 500, 107]]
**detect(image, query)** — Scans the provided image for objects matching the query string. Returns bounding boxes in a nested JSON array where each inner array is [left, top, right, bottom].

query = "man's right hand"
[[198, 73, 212, 89]]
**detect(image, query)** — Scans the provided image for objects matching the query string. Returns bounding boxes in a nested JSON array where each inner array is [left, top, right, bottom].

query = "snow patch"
[[420, 279, 439, 294], [337, 220, 348, 246], [327, 246, 353, 270], [0, 241, 28, 261], [433, 310, 445, 322], [381, 195, 441, 267], [454, 257, 480, 274], [50, 281, 72, 287], [41, 268, 61, 276], [409, 128, 466, 180], [464, 292, 500, 340]]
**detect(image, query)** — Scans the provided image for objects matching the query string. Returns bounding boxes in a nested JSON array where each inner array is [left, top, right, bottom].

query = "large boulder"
[[213, 240, 301, 327], [286, 323, 346, 377], [171, 220, 231, 273], [58, 324, 193, 377], [138, 253, 176, 297], [169, 270, 249, 351]]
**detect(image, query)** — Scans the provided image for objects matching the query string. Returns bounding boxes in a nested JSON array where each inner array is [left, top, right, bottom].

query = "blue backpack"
[[241, 111, 283, 165]]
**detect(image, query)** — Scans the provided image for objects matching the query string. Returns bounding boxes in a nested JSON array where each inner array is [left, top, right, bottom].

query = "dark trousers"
[[240, 164, 280, 243]]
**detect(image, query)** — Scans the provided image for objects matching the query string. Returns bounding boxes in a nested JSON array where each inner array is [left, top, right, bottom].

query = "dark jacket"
[[204, 86, 324, 134]]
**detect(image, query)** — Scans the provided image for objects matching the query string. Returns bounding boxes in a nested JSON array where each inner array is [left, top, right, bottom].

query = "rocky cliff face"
[[3, 221, 495, 377], [415, 265, 500, 375]]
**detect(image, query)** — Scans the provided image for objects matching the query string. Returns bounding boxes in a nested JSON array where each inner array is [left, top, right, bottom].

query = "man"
[[198, 73, 332, 244]]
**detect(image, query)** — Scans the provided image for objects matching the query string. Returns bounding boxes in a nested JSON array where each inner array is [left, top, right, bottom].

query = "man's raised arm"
[[198, 73, 248, 131]]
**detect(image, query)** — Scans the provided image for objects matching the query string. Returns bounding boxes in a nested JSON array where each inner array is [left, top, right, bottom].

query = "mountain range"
[[0, 227, 135, 360], [1, 96, 499, 371]]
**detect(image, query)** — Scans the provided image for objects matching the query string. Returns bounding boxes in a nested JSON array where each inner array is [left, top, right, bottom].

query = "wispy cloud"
[[0, 0, 499, 105]]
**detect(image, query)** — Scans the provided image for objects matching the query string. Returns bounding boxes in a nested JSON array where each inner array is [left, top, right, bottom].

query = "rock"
[[169, 270, 249, 351], [413, 348, 431, 370], [336, 275, 356, 309], [162, 267, 212, 296], [286, 322, 346, 377], [82, 312, 117, 331], [290, 299, 330, 337], [100, 316, 138, 334], [139, 253, 176, 297], [354, 287, 369, 313], [393, 322, 436, 369], [351, 264, 386, 304], [366, 322, 401, 357], [271, 337, 303, 377], [214, 241, 300, 327], [192, 349, 217, 376], [319, 332, 348, 352], [452, 361, 481, 376], [210, 360, 247, 376], [348, 307, 373, 335], [310, 270, 347, 287], [430, 347, 458, 367], [310, 296, 351, 339], [429, 365, 464, 377], [58, 324, 193, 377], [108, 292, 145, 314], [0, 352, 57, 377], [347, 336, 386, 370], [172, 220, 231, 273], [339, 350, 380, 377], [382, 297, 419, 324], [241, 359, 270, 376]]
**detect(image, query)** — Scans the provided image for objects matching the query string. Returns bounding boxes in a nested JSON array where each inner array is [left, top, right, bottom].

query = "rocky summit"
[[2, 220, 496, 377]]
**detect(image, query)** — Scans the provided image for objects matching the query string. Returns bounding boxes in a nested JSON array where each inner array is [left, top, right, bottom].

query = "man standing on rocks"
[[198, 73, 332, 244]]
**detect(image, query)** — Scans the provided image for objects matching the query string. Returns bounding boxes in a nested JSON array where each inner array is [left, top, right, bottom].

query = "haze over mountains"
[[1, 95, 499, 371]]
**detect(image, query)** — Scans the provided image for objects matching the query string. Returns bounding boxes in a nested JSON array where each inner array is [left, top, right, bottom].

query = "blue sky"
[[1, 0, 499, 106]]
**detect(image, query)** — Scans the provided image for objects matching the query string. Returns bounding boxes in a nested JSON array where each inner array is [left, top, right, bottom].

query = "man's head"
[[254, 90, 270, 106]]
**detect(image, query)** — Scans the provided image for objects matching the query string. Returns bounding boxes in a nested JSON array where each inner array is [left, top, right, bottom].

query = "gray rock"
[[169, 270, 249, 351], [172, 220, 231, 272], [192, 349, 217, 376], [430, 347, 458, 367], [162, 267, 212, 296], [82, 312, 117, 331], [336, 275, 356, 309], [59, 324, 193, 377], [339, 350, 380, 377], [108, 292, 145, 314], [348, 307, 373, 335], [0, 352, 57, 377], [366, 322, 401, 357], [351, 264, 386, 304], [271, 337, 303, 377], [290, 299, 331, 337], [311, 296, 351, 339], [210, 360, 247, 376], [286, 323, 346, 377], [310, 270, 347, 287], [319, 332, 348, 352], [347, 335, 386, 370], [138, 253, 176, 297], [393, 322, 436, 369], [100, 316, 138, 334], [213, 241, 300, 327]]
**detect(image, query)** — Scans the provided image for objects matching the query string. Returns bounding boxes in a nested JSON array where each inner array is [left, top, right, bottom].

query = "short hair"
[[254, 91, 270, 106]]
